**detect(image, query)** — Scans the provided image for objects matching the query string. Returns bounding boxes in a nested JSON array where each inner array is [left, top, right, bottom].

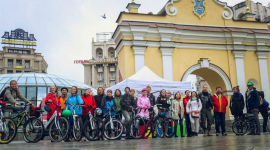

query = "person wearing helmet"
[[137, 88, 151, 139], [246, 80, 260, 135], [59, 87, 68, 110]]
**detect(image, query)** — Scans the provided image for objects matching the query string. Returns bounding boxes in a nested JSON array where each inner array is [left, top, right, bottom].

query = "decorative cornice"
[[232, 50, 246, 59], [256, 51, 268, 59], [165, 0, 180, 16], [132, 46, 147, 55], [213, 0, 233, 20], [160, 47, 174, 56]]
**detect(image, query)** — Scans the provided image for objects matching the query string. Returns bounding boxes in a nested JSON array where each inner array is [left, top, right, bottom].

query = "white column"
[[133, 46, 147, 72], [233, 51, 246, 95], [256, 51, 270, 100], [160, 47, 174, 81]]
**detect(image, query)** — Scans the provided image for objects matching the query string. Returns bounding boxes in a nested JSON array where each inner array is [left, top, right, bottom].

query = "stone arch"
[[108, 47, 115, 58], [182, 62, 232, 93], [96, 48, 103, 59]]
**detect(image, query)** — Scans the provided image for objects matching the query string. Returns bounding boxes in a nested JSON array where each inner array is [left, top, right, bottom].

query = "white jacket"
[[186, 99, 202, 113], [172, 99, 184, 120]]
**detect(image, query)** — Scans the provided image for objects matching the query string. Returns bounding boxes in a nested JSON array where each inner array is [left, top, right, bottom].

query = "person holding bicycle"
[[114, 89, 122, 121], [82, 88, 96, 119], [120, 87, 136, 139], [2, 80, 32, 117], [45, 85, 60, 120], [101, 89, 117, 118], [65, 86, 84, 116], [137, 88, 151, 139], [156, 89, 171, 118]]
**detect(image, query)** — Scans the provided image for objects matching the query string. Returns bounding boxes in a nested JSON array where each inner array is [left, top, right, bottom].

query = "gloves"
[[143, 106, 147, 109]]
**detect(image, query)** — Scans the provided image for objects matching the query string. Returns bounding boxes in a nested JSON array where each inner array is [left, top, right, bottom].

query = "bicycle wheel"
[[232, 120, 248, 135], [130, 116, 145, 139], [72, 117, 83, 141], [156, 119, 164, 138], [104, 119, 123, 140], [164, 118, 175, 138], [83, 118, 103, 141], [145, 120, 154, 137], [23, 118, 44, 143], [0, 117, 17, 144], [49, 117, 69, 142]]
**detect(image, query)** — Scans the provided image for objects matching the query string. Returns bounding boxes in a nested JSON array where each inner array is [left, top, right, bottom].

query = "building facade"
[[83, 32, 119, 88], [0, 28, 48, 74], [112, 0, 270, 119], [233, 1, 270, 22]]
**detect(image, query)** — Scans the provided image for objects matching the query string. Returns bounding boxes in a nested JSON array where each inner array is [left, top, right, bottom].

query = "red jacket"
[[81, 95, 96, 116], [212, 94, 228, 113], [45, 93, 61, 120], [183, 96, 190, 115]]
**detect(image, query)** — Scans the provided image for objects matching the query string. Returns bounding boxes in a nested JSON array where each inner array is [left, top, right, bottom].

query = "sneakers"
[[222, 133, 227, 136], [254, 132, 261, 135], [216, 133, 219, 136]]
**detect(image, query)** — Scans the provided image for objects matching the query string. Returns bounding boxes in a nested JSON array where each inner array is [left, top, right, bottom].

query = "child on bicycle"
[[137, 88, 151, 139]]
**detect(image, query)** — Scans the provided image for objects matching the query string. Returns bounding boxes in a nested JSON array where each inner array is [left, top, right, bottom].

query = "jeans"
[[260, 111, 268, 132], [214, 112, 226, 134], [174, 114, 183, 136], [122, 110, 132, 135], [250, 109, 260, 133], [201, 109, 213, 131], [185, 114, 192, 136], [190, 115, 200, 133]]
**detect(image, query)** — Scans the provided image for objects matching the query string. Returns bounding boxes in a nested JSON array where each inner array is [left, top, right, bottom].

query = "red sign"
[[74, 60, 89, 64]]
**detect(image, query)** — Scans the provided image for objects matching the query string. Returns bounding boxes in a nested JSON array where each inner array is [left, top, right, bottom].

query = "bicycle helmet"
[[62, 109, 72, 118], [95, 108, 102, 116]]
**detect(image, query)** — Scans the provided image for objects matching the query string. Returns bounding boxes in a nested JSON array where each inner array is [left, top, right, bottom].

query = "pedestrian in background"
[[172, 92, 184, 137], [258, 91, 269, 133]]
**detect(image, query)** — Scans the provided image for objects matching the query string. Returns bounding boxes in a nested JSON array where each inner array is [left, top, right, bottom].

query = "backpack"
[[0, 86, 10, 101]]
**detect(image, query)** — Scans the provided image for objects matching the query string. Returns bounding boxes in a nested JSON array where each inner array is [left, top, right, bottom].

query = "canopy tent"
[[107, 66, 191, 96]]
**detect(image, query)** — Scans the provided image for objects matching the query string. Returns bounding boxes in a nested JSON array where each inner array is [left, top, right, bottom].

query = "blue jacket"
[[100, 96, 116, 118], [245, 88, 260, 111], [65, 94, 84, 115]]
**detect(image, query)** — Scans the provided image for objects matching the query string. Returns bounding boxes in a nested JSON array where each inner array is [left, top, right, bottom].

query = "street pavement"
[[1, 134, 270, 150]]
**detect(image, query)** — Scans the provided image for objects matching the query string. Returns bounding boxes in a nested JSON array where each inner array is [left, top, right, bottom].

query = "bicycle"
[[83, 105, 103, 141], [145, 106, 158, 138], [65, 104, 84, 142], [44, 102, 69, 142], [232, 113, 258, 135], [9, 103, 44, 143], [103, 106, 123, 140], [156, 105, 175, 138], [0, 102, 17, 144], [129, 107, 146, 139]]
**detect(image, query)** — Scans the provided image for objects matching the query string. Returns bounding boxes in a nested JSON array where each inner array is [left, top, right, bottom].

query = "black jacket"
[[94, 95, 104, 108], [120, 93, 136, 111], [147, 93, 156, 106], [156, 96, 170, 109], [198, 92, 213, 110], [230, 93, 245, 115], [245, 87, 260, 111]]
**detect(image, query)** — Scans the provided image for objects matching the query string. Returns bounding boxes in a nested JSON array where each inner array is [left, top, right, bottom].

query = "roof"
[[119, 21, 270, 34], [0, 73, 96, 92], [128, 66, 168, 82]]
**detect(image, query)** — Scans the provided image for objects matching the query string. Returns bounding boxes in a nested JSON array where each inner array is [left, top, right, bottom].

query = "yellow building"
[[112, 0, 270, 108]]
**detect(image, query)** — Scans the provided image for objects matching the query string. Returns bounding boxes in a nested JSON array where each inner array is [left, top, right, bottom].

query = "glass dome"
[[0, 73, 96, 106]]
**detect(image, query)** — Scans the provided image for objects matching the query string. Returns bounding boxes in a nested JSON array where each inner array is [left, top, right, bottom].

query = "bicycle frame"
[[0, 105, 8, 133]]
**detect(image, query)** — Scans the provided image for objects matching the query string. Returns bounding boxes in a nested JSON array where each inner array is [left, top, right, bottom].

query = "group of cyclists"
[[0, 79, 269, 144]]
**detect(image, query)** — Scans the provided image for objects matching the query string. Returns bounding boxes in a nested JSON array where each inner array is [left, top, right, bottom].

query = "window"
[[110, 72, 115, 79], [16, 60, 22, 66], [16, 71, 22, 73], [37, 87, 47, 104], [8, 59, 13, 68], [18, 50, 22, 54], [98, 53, 102, 59], [98, 82, 103, 87], [110, 52, 114, 58], [8, 49, 13, 53], [97, 64, 102, 68], [27, 87, 37, 101], [109, 64, 115, 67], [7, 70, 13, 74], [110, 81, 116, 86], [18, 87, 26, 98], [98, 73, 103, 80], [25, 60, 30, 69]]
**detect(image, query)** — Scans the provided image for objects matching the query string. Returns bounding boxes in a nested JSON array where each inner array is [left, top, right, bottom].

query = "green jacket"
[[114, 96, 121, 112]]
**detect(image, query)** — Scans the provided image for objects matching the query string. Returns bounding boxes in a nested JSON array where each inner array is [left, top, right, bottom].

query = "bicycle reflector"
[[62, 109, 72, 118]]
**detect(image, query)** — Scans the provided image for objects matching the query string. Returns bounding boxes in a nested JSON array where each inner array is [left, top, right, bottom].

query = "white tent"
[[107, 66, 191, 96]]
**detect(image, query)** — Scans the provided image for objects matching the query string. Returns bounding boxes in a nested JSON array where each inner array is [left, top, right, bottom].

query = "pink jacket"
[[137, 96, 151, 118]]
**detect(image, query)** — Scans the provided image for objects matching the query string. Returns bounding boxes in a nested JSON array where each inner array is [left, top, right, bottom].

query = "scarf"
[[107, 96, 113, 100]]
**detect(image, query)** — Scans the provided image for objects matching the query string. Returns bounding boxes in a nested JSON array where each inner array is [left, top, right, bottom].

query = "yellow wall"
[[144, 47, 163, 78], [244, 51, 261, 91], [117, 46, 136, 80]]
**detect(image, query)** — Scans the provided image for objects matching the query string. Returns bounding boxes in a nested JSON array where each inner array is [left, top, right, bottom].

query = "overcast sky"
[[0, 0, 269, 83]]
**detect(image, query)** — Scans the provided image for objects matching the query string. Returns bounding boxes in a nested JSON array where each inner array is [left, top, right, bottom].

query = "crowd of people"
[[0, 79, 269, 141]]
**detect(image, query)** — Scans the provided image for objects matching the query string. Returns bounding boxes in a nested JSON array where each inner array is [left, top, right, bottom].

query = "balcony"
[[97, 67, 103, 72]]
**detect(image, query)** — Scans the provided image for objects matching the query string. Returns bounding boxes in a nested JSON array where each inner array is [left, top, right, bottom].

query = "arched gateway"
[[112, 0, 270, 114]]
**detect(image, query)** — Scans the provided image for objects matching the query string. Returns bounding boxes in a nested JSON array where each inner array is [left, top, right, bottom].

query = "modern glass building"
[[0, 73, 96, 106]]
